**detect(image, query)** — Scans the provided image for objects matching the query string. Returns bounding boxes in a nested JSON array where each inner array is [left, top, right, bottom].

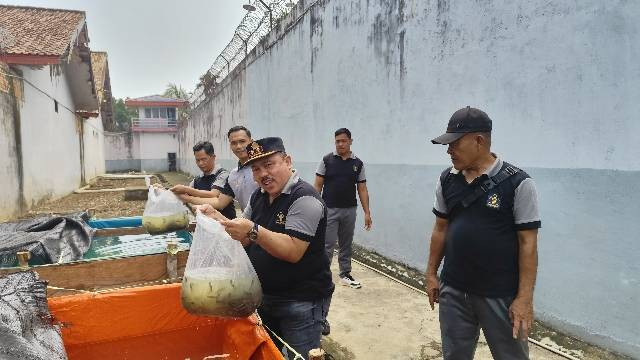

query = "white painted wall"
[[104, 132, 133, 161], [0, 70, 22, 221], [104, 131, 139, 172], [82, 115, 106, 181], [138, 132, 177, 160], [178, 74, 246, 174], [16, 64, 83, 206], [180, 0, 640, 355]]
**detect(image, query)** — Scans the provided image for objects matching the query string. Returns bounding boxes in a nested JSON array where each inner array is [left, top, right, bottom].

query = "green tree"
[[163, 83, 191, 123], [163, 83, 190, 100], [112, 97, 137, 131]]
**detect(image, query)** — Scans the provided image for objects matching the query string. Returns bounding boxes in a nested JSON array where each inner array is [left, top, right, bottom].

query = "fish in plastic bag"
[[181, 212, 262, 318]]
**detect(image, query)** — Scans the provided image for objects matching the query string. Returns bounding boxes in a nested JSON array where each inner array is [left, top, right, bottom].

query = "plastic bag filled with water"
[[142, 187, 189, 235], [181, 212, 262, 318]]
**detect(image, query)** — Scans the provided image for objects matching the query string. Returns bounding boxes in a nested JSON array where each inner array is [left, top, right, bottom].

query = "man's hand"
[[425, 273, 440, 310], [176, 193, 190, 203], [364, 213, 372, 230], [509, 296, 533, 340], [220, 218, 253, 244], [195, 204, 227, 222], [170, 184, 190, 194]]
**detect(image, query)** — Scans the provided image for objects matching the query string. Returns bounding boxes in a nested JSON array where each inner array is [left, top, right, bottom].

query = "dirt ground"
[[26, 172, 187, 219], [84, 176, 158, 190], [18, 171, 628, 359]]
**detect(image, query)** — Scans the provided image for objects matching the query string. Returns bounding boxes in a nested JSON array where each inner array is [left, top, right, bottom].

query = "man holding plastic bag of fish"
[[198, 137, 334, 357]]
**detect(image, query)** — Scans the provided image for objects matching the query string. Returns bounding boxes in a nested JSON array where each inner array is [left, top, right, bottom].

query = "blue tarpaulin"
[[88, 217, 143, 229]]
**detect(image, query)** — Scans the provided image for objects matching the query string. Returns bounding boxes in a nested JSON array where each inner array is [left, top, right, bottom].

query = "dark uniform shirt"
[[315, 152, 367, 208], [433, 157, 541, 297], [243, 172, 334, 300], [190, 167, 236, 220]]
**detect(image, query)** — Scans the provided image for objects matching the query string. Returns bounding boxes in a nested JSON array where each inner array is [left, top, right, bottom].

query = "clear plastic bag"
[[181, 212, 262, 318], [142, 187, 189, 235]]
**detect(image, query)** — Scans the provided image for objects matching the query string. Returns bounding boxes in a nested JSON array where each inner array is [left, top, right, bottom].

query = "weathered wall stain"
[[0, 66, 25, 220], [182, 1, 640, 356], [309, 3, 324, 74]]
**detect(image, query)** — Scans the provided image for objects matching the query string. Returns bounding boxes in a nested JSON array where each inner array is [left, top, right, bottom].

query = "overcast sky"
[[3, 0, 247, 98]]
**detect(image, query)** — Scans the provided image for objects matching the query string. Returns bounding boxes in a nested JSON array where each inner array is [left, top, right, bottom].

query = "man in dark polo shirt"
[[425, 106, 541, 360], [199, 137, 333, 358], [314, 128, 372, 289], [170, 141, 236, 220]]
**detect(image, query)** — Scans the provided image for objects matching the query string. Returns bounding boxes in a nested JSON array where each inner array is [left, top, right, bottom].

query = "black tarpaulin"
[[0, 212, 93, 267]]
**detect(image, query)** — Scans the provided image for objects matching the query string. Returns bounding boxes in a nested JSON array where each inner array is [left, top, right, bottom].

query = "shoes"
[[339, 274, 362, 289], [322, 320, 330, 336]]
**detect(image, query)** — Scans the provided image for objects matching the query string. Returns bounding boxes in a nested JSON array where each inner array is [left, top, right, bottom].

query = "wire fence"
[[189, 0, 298, 109]]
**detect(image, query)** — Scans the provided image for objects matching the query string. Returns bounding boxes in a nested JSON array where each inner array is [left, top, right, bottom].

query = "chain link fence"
[[189, 0, 298, 109]]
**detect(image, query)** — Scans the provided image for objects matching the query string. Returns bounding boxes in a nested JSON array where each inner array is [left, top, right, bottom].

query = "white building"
[[0, 5, 106, 220], [104, 95, 187, 173]]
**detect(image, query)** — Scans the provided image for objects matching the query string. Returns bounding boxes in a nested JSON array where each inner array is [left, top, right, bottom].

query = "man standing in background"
[[170, 141, 236, 220], [195, 126, 258, 213], [314, 128, 372, 289]]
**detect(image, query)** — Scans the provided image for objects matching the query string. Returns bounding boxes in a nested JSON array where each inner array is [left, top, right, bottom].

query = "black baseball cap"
[[244, 137, 286, 165], [431, 106, 492, 145]]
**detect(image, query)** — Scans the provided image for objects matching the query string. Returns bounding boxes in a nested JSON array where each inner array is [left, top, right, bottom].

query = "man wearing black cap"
[[198, 137, 333, 358], [426, 107, 541, 359]]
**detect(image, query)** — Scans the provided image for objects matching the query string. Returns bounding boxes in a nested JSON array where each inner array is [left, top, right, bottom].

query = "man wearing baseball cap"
[[199, 137, 333, 358], [426, 106, 541, 359]]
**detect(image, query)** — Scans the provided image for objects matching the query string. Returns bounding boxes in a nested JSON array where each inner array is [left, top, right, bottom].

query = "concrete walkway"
[[323, 261, 566, 360]]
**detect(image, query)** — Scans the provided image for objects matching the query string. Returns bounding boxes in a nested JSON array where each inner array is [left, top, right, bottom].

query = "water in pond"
[[83, 230, 192, 259]]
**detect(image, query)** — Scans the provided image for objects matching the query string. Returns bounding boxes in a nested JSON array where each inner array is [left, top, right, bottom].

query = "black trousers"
[[439, 283, 529, 360]]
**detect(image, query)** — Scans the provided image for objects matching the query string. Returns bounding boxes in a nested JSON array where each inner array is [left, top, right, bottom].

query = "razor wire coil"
[[189, 0, 298, 109]]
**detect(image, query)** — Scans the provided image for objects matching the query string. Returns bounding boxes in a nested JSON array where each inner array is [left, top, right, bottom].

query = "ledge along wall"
[[179, 0, 640, 356]]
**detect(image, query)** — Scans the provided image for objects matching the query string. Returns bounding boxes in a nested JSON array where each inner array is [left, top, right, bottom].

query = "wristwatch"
[[247, 222, 259, 243]]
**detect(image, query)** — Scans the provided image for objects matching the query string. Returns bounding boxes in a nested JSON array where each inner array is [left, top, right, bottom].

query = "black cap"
[[244, 137, 286, 165], [431, 106, 492, 145]]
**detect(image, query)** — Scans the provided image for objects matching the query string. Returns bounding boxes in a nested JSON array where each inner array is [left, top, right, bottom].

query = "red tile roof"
[[0, 5, 85, 58]]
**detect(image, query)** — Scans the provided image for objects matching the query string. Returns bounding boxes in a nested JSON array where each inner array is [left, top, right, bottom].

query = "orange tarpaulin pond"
[[48, 283, 283, 360]]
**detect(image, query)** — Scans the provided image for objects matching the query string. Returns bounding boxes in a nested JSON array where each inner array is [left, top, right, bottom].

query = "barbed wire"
[[189, 0, 298, 109]]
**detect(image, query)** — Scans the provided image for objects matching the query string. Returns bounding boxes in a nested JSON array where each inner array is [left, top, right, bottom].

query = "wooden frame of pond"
[[0, 225, 194, 297]]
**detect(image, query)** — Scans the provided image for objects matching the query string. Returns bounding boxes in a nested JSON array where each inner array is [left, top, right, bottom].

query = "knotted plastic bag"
[[181, 212, 262, 318], [142, 187, 189, 235]]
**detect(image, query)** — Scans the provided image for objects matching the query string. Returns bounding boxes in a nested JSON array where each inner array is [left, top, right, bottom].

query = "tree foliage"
[[112, 97, 137, 131], [163, 83, 190, 100]]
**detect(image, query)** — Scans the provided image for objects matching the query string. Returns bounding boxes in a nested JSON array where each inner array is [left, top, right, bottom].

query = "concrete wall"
[[0, 63, 106, 219], [15, 65, 83, 206], [178, 71, 246, 175], [105, 131, 177, 172], [179, 0, 640, 356], [82, 115, 106, 181], [104, 131, 139, 172], [138, 132, 177, 172], [0, 66, 23, 220]]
